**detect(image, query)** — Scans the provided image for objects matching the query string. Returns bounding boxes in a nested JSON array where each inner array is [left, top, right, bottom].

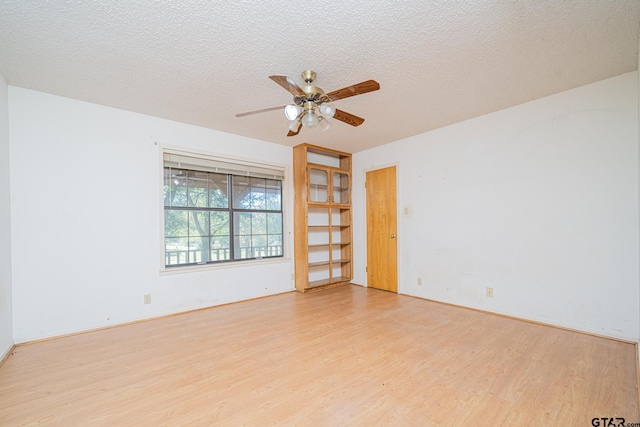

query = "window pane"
[[165, 237, 189, 265], [164, 168, 187, 207], [188, 236, 211, 263], [268, 235, 283, 256], [267, 213, 282, 234], [232, 211, 282, 260], [232, 177, 269, 210], [235, 235, 252, 260], [236, 212, 252, 236], [210, 211, 229, 236], [165, 210, 188, 237], [251, 212, 266, 235], [188, 211, 210, 237], [309, 168, 328, 202], [209, 173, 229, 208], [163, 168, 172, 207], [268, 235, 283, 246], [266, 179, 282, 210], [210, 236, 230, 261], [187, 171, 209, 207], [249, 177, 266, 209], [252, 235, 267, 257], [333, 172, 349, 204], [232, 177, 251, 209]]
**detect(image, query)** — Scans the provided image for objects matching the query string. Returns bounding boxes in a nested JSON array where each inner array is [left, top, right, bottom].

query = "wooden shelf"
[[308, 242, 350, 248], [308, 182, 349, 190], [308, 259, 351, 268], [307, 162, 350, 173], [308, 202, 350, 208], [308, 261, 330, 267], [308, 276, 352, 288]]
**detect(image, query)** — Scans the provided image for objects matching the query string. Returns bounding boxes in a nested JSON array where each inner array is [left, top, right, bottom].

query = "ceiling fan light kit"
[[236, 70, 380, 137]]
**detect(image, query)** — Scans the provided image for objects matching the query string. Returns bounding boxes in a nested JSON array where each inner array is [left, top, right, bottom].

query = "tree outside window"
[[164, 168, 283, 267]]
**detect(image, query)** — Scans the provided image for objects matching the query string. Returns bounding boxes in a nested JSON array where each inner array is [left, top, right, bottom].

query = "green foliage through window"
[[164, 167, 283, 267]]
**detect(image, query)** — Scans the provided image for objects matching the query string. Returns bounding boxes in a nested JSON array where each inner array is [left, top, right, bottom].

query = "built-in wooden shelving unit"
[[293, 143, 352, 292]]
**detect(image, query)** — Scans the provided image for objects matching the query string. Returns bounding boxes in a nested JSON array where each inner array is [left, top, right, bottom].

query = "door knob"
[[390, 234, 396, 238]]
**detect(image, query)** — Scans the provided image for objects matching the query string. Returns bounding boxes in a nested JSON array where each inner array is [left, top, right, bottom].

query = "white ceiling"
[[0, 1, 638, 153]]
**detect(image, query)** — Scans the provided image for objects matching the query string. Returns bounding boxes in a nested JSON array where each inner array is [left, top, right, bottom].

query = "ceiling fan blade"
[[269, 75, 306, 97], [287, 122, 302, 137], [235, 105, 286, 118], [325, 80, 380, 102], [333, 109, 365, 127]]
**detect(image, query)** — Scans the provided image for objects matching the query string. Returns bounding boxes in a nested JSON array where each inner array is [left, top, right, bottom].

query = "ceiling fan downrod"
[[301, 70, 316, 83]]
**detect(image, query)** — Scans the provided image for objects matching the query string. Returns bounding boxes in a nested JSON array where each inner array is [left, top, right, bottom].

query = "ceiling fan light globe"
[[288, 120, 300, 132], [284, 104, 301, 121], [319, 103, 336, 118], [319, 117, 331, 132], [302, 111, 319, 128]]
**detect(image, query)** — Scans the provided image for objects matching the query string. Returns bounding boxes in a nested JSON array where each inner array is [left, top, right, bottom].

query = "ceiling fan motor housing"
[[295, 85, 326, 106]]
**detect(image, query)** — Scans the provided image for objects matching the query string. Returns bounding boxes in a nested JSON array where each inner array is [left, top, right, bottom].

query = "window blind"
[[163, 151, 285, 180]]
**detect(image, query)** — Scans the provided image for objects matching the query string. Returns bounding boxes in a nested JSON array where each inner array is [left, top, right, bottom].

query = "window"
[[163, 151, 284, 268]]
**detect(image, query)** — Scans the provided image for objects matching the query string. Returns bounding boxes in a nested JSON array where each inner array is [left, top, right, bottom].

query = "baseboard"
[[16, 289, 296, 347], [411, 293, 635, 344], [351, 284, 635, 345], [0, 343, 15, 367]]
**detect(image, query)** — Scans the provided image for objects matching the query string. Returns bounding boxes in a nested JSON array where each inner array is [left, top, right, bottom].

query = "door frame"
[[362, 162, 402, 294]]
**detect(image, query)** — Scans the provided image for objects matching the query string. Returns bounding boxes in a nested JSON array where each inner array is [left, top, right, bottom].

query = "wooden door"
[[366, 166, 397, 292]]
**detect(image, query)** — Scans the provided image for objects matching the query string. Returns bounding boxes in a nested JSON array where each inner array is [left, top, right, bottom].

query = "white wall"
[[0, 73, 13, 358], [353, 72, 639, 341], [9, 88, 294, 343]]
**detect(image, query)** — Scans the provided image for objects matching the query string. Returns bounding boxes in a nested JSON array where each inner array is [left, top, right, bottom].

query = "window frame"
[[159, 146, 288, 273]]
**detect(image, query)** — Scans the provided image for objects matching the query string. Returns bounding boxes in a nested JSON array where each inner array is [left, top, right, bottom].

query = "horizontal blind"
[[163, 151, 285, 180]]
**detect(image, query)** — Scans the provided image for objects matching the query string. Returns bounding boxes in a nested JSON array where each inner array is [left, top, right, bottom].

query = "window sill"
[[159, 257, 292, 275]]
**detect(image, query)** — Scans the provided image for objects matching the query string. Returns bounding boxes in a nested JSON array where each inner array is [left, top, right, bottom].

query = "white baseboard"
[[0, 342, 15, 367]]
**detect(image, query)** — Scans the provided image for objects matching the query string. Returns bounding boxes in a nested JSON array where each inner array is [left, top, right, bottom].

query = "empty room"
[[1, 1, 639, 425]]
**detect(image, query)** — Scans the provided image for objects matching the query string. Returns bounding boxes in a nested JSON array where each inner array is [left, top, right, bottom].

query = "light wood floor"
[[0, 285, 638, 426]]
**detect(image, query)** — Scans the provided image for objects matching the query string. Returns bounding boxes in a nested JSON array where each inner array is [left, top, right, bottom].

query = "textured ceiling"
[[0, 1, 638, 153]]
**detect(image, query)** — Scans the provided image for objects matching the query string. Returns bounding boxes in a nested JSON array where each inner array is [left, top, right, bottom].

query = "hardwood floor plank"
[[0, 285, 637, 426]]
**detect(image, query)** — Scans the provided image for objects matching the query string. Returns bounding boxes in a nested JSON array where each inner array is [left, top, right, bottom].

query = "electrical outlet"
[[144, 294, 151, 304], [486, 287, 494, 298], [417, 277, 423, 286]]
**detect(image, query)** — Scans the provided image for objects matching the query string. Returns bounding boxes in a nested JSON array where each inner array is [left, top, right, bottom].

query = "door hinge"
[[366, 266, 368, 272]]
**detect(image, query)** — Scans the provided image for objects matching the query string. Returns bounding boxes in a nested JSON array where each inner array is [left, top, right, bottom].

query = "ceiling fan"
[[235, 70, 380, 137]]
